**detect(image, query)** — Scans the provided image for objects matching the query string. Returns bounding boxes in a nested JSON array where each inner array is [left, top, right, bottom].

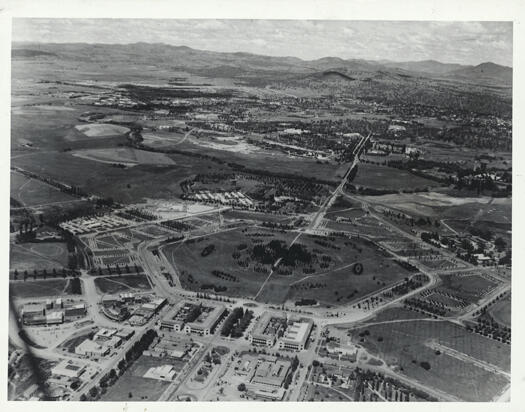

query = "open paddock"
[[488, 295, 511, 328], [10, 279, 70, 299], [346, 319, 510, 401], [10, 242, 69, 273], [11, 172, 80, 209], [94, 274, 152, 295], [353, 163, 441, 191]]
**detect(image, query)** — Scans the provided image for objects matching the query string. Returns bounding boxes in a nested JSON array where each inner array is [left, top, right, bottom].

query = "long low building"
[[278, 319, 314, 351]]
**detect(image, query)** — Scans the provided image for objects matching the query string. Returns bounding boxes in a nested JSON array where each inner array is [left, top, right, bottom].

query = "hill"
[[445, 62, 512, 86]]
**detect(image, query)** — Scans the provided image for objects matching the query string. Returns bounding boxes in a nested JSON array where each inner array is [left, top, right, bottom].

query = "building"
[[116, 329, 135, 340], [75, 339, 110, 358], [143, 365, 176, 381], [64, 303, 87, 318], [51, 360, 86, 379], [249, 312, 282, 347], [94, 328, 117, 341], [184, 305, 226, 336], [146, 335, 193, 359], [22, 303, 45, 317], [46, 311, 64, 325], [250, 358, 291, 387], [160, 304, 188, 332], [278, 319, 313, 351]]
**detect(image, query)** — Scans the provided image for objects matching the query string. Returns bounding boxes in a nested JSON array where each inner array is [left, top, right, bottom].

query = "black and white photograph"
[[2, 0, 523, 408]]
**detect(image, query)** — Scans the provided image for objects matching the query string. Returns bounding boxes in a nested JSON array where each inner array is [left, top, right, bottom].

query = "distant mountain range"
[[11, 42, 512, 87]]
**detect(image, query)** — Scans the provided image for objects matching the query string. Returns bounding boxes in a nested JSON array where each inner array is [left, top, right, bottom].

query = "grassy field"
[[353, 163, 441, 191], [10, 242, 69, 272], [347, 320, 510, 401], [94, 274, 152, 295], [100, 356, 172, 401], [10, 279, 69, 299], [164, 227, 411, 305], [488, 295, 511, 328]]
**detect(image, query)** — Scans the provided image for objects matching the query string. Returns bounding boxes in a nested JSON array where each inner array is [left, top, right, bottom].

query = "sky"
[[12, 19, 513, 66]]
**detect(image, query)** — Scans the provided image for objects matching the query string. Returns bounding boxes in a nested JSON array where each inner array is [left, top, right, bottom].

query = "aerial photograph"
[[8, 18, 512, 402]]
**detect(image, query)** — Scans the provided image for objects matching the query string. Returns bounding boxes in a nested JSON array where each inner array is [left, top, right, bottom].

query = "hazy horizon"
[[12, 19, 513, 67]]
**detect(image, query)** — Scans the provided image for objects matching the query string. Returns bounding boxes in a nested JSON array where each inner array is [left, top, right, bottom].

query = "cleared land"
[[94, 274, 152, 294], [72, 148, 175, 166], [72, 123, 130, 139], [347, 320, 510, 401]]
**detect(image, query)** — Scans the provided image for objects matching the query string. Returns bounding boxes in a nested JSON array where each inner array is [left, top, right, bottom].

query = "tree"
[[237, 383, 246, 392], [89, 386, 99, 398]]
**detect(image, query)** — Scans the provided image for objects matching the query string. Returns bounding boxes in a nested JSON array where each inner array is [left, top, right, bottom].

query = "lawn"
[[348, 320, 510, 401], [10, 242, 69, 272], [164, 227, 411, 305], [10, 279, 69, 299], [94, 274, 152, 294], [100, 356, 172, 402]]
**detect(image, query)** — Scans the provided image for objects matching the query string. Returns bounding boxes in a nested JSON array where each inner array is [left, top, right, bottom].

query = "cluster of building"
[[21, 299, 87, 326], [101, 293, 167, 325], [186, 190, 254, 208], [160, 302, 227, 336], [59, 214, 132, 235], [74, 328, 134, 359], [248, 312, 313, 351], [235, 354, 292, 401], [144, 333, 196, 360]]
